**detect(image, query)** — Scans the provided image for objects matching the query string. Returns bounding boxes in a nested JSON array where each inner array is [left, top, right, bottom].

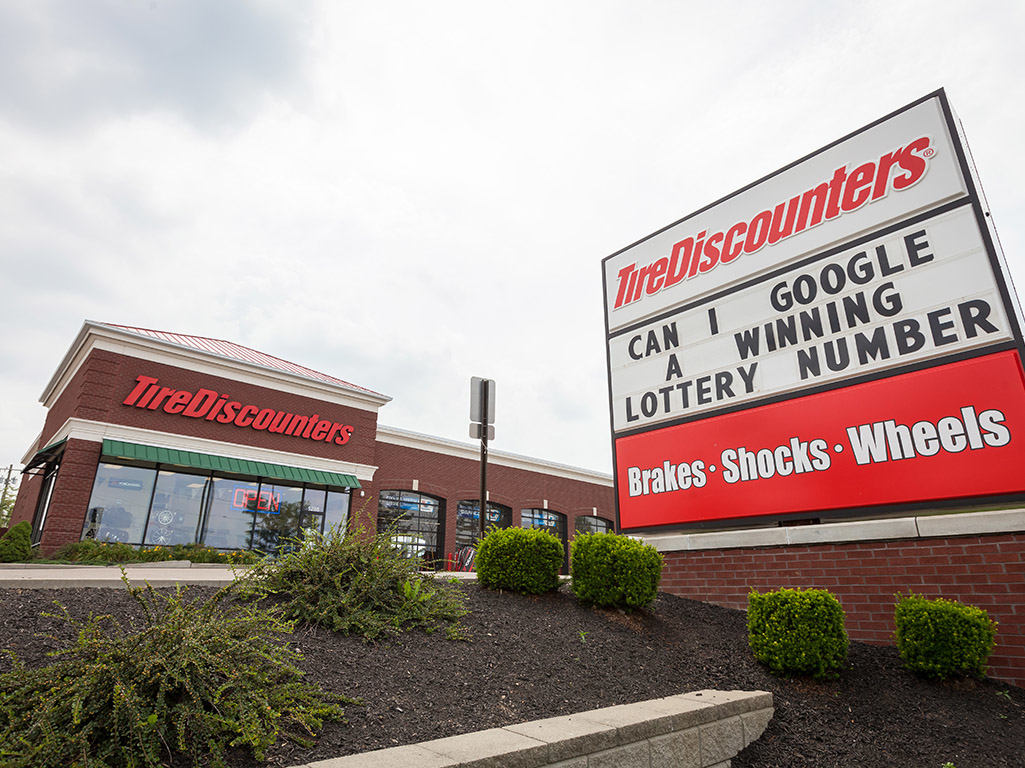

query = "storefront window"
[[522, 507, 568, 573], [378, 490, 442, 565], [203, 477, 260, 551], [574, 515, 614, 536], [455, 500, 511, 549], [82, 464, 156, 544], [144, 471, 209, 547], [30, 461, 60, 546], [248, 483, 304, 554], [324, 490, 350, 535]]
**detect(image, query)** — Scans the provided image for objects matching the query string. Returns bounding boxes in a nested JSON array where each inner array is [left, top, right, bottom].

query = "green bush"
[[237, 525, 468, 641], [748, 587, 849, 680], [0, 579, 350, 768], [48, 539, 260, 565], [570, 532, 662, 609], [475, 526, 563, 595], [894, 593, 997, 679], [0, 521, 32, 563]]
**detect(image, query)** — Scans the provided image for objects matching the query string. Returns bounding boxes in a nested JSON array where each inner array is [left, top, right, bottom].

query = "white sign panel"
[[604, 96, 969, 333], [608, 205, 1011, 431]]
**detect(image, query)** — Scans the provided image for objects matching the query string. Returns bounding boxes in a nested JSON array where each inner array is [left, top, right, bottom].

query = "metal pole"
[[478, 381, 489, 542], [0, 465, 12, 513]]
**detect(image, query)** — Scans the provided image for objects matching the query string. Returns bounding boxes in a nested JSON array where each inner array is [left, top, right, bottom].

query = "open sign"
[[231, 486, 280, 514]]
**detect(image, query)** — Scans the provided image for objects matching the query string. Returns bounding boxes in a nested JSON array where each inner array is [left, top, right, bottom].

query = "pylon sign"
[[602, 89, 1025, 532]]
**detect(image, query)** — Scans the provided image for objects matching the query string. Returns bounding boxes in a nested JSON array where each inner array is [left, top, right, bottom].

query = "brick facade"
[[367, 439, 615, 564], [660, 533, 1025, 687]]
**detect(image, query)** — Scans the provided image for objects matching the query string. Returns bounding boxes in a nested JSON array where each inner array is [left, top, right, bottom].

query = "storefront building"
[[10, 322, 614, 567]]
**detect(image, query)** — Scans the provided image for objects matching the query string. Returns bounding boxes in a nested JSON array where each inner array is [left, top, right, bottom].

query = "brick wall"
[[37, 439, 104, 553], [367, 439, 615, 563], [660, 533, 1025, 687]]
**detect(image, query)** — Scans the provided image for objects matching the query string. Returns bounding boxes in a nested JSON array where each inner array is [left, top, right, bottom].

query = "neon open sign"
[[232, 486, 280, 514]]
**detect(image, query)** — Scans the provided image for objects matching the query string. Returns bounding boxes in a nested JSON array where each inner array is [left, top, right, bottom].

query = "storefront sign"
[[608, 205, 1011, 431], [122, 374, 355, 446], [604, 90, 1025, 531], [615, 352, 1025, 527]]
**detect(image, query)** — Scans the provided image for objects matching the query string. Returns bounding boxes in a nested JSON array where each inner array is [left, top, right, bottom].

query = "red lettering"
[[334, 425, 354, 445], [311, 420, 332, 440], [147, 387, 177, 410], [234, 404, 259, 427], [893, 137, 930, 190], [646, 257, 669, 293], [841, 161, 876, 212], [217, 401, 241, 423], [123, 375, 159, 406], [302, 415, 320, 439], [251, 408, 277, 430], [182, 389, 218, 418], [163, 390, 193, 415]]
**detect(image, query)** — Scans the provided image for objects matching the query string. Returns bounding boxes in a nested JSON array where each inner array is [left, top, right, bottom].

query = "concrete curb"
[[0, 562, 244, 588], [296, 690, 773, 768]]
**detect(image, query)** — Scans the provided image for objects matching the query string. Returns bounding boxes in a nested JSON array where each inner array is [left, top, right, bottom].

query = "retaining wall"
[[649, 508, 1025, 687], [299, 690, 772, 768]]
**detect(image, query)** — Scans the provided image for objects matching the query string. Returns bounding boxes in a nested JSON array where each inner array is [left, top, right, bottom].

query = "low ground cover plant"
[[570, 531, 662, 609], [894, 593, 997, 679], [475, 526, 563, 595], [47, 539, 261, 565], [748, 587, 849, 680], [0, 578, 350, 768], [237, 525, 468, 641], [0, 522, 31, 563]]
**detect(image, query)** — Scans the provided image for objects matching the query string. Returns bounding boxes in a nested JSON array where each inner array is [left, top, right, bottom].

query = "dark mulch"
[[1, 582, 1022, 768]]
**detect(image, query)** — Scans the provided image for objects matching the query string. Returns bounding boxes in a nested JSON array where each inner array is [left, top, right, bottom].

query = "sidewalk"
[[0, 563, 481, 589], [0, 562, 243, 589]]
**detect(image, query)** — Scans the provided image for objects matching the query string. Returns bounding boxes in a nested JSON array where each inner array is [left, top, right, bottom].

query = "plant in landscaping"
[[894, 592, 997, 679], [570, 531, 662, 610], [747, 587, 849, 680], [0, 521, 32, 563], [0, 577, 351, 768], [475, 525, 563, 595], [47, 539, 260, 565], [237, 524, 468, 641]]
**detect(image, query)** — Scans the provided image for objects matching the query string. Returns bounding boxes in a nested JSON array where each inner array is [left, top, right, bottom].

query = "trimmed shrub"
[[476, 526, 563, 595], [570, 532, 662, 609], [894, 593, 997, 679], [0, 579, 350, 768], [748, 588, 849, 680], [237, 525, 468, 641], [0, 521, 32, 563], [48, 539, 261, 565]]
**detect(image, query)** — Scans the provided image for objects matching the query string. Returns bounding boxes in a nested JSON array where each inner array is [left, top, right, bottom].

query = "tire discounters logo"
[[616, 352, 1025, 527], [603, 91, 1025, 530], [122, 374, 355, 446], [613, 136, 933, 310]]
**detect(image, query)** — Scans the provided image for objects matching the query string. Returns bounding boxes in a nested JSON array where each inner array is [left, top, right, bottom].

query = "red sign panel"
[[615, 351, 1025, 529]]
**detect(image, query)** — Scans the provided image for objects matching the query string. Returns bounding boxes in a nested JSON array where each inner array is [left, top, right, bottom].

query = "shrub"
[[894, 593, 997, 679], [748, 587, 849, 680], [475, 526, 563, 595], [237, 525, 468, 641], [0, 578, 350, 768], [570, 532, 662, 609], [48, 539, 260, 565], [0, 521, 32, 562]]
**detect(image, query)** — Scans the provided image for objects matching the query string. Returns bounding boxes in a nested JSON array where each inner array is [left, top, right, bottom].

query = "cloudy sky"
[[0, 0, 1022, 474]]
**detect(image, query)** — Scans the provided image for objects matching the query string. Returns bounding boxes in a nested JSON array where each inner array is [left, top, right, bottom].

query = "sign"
[[609, 205, 1012, 432], [121, 374, 355, 447], [604, 90, 1025, 531], [616, 351, 1025, 527]]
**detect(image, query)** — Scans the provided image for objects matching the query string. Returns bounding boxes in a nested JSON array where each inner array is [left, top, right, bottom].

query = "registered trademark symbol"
[[922, 147, 935, 158], [833, 444, 844, 453]]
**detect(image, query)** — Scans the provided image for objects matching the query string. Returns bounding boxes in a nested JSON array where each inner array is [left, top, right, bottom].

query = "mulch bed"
[[1, 582, 1022, 767]]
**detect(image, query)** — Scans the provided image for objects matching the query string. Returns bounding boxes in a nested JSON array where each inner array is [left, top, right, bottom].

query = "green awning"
[[100, 439, 360, 489], [23, 438, 68, 472]]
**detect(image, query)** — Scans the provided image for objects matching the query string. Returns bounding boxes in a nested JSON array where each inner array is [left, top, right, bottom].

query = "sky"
[[0, 0, 1022, 475]]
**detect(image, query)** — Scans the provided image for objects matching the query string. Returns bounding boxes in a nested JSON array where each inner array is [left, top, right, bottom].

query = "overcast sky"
[[1, 0, 1022, 475]]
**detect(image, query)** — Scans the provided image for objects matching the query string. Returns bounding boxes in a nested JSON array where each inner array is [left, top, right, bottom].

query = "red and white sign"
[[616, 351, 1025, 528], [604, 91, 1025, 530]]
